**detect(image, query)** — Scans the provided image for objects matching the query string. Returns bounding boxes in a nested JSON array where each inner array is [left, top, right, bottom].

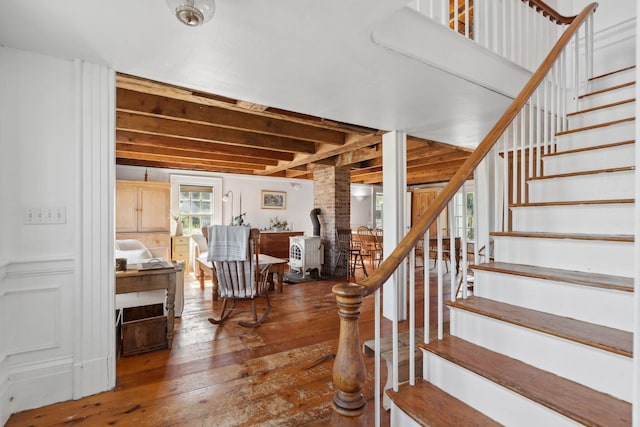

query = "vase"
[[175, 221, 183, 236]]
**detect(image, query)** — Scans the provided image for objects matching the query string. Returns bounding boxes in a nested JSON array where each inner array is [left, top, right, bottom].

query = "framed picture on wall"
[[261, 190, 286, 209]]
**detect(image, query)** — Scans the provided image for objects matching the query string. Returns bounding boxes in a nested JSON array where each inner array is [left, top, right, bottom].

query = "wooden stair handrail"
[[524, 0, 577, 25], [349, 1, 597, 299], [331, 2, 598, 417]]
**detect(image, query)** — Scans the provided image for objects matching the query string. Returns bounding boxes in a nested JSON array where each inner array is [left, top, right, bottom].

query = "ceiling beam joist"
[[116, 88, 346, 145], [116, 112, 317, 154], [116, 131, 295, 162]]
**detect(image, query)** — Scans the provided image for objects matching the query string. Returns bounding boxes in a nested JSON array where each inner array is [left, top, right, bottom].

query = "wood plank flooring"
[[6, 264, 451, 426]]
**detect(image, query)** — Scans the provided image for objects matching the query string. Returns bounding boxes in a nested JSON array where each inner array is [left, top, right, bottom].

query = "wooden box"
[[121, 304, 167, 356]]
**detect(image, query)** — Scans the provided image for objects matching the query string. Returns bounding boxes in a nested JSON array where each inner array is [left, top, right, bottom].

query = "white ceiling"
[[0, 0, 525, 148]]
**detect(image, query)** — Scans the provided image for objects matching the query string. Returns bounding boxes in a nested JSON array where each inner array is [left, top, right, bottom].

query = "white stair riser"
[[527, 170, 634, 203], [390, 404, 421, 427], [577, 85, 635, 110], [543, 143, 634, 174], [423, 352, 581, 427], [510, 204, 634, 235], [449, 310, 632, 401], [473, 270, 633, 331], [493, 236, 634, 277], [554, 120, 634, 151], [567, 101, 635, 129], [587, 70, 635, 92]]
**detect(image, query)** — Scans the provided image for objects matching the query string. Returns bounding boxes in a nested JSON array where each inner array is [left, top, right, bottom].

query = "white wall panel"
[[0, 46, 115, 419], [4, 287, 60, 354]]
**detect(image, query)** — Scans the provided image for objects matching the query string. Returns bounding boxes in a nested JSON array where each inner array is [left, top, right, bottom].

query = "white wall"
[[0, 47, 114, 424], [350, 184, 376, 229], [116, 165, 316, 235], [560, 0, 636, 75], [559, 0, 636, 33]]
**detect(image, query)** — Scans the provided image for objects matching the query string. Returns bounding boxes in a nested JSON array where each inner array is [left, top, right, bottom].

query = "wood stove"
[[288, 236, 323, 278]]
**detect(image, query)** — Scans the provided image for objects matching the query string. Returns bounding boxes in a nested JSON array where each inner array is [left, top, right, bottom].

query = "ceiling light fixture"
[[166, 0, 215, 27]]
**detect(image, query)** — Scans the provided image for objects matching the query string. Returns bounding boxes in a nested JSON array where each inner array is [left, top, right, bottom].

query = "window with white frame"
[[178, 185, 213, 236], [170, 175, 222, 236]]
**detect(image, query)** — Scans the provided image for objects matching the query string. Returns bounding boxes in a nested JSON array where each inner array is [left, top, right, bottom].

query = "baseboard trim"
[[0, 369, 9, 426], [7, 357, 75, 415]]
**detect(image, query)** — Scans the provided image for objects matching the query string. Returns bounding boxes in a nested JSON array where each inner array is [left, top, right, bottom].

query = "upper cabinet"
[[116, 180, 170, 233]]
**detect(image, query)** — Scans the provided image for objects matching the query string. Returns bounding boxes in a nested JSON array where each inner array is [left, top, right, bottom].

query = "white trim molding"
[[73, 59, 115, 400]]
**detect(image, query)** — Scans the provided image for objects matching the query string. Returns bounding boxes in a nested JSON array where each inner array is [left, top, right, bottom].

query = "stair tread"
[[471, 262, 633, 292], [421, 336, 632, 426], [556, 117, 634, 136], [510, 198, 634, 208], [544, 139, 634, 157], [528, 165, 634, 181], [566, 98, 635, 117], [578, 81, 635, 99], [491, 231, 634, 242], [388, 379, 503, 427], [447, 296, 632, 357], [588, 66, 635, 82]]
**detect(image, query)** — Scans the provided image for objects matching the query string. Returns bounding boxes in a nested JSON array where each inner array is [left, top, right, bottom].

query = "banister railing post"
[[332, 282, 368, 417]]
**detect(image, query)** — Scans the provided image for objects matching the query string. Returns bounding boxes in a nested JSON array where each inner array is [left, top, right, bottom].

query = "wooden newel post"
[[332, 282, 368, 417]]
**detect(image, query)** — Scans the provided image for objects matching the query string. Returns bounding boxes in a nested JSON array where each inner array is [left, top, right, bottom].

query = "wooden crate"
[[121, 304, 167, 356]]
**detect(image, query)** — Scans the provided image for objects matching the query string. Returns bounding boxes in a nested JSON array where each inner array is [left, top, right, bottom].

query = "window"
[[374, 193, 383, 228], [178, 185, 213, 236], [453, 185, 474, 241], [170, 175, 222, 235]]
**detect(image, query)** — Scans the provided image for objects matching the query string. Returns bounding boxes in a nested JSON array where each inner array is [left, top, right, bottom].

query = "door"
[[411, 188, 447, 236]]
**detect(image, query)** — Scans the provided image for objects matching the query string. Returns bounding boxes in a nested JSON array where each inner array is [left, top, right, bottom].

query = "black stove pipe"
[[310, 208, 321, 237]]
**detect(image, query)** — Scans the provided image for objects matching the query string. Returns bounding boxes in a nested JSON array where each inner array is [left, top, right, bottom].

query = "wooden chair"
[[373, 227, 383, 266], [206, 226, 272, 328], [357, 226, 382, 268], [333, 229, 367, 279], [455, 241, 493, 297]]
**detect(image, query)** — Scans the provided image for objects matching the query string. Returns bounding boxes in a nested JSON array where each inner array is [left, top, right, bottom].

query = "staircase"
[[388, 66, 635, 426]]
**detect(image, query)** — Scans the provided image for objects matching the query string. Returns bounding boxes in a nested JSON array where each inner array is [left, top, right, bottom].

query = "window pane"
[[179, 200, 189, 213], [191, 201, 201, 213], [202, 216, 211, 228], [180, 191, 190, 200], [192, 216, 201, 230], [201, 192, 212, 201], [201, 201, 211, 213]]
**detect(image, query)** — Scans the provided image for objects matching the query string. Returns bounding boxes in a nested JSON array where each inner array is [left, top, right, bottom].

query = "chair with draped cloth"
[[206, 225, 272, 328]]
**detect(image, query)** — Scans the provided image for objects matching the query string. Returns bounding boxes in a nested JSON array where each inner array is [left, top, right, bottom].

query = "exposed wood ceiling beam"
[[114, 74, 474, 186], [116, 112, 317, 153], [116, 131, 295, 161], [116, 143, 276, 169], [257, 133, 383, 176], [117, 74, 376, 135], [116, 88, 346, 145]]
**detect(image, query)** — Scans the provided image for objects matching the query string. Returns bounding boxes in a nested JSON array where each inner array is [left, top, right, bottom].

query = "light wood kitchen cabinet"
[[116, 180, 171, 259], [116, 180, 170, 233], [171, 236, 191, 274]]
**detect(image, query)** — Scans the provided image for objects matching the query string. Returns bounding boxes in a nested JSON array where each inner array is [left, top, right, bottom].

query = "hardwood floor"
[[7, 262, 452, 427]]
